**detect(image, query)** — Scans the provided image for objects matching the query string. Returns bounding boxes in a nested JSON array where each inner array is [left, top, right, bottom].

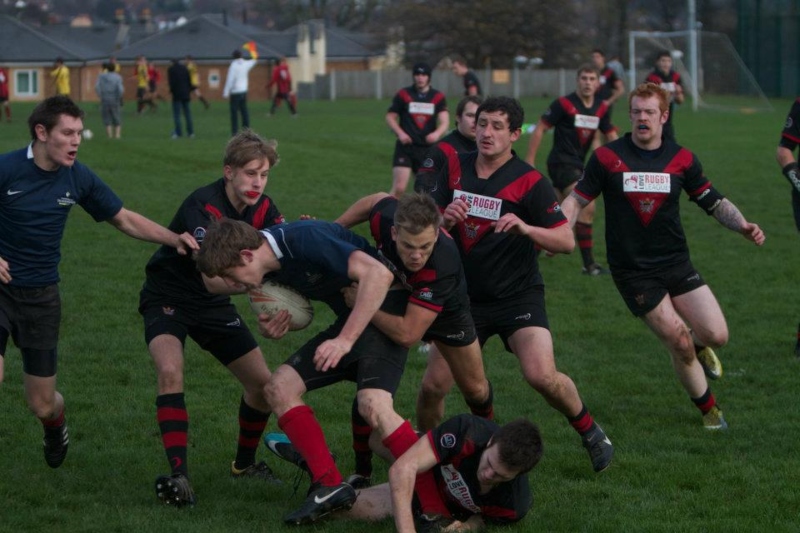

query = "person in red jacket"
[[268, 57, 297, 116], [0, 67, 11, 122]]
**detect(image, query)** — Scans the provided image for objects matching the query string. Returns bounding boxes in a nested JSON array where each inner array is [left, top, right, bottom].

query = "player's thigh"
[[507, 326, 557, 380], [671, 285, 728, 344], [435, 339, 486, 386], [340, 483, 392, 521], [148, 334, 185, 373], [640, 294, 691, 348], [225, 347, 271, 390], [421, 342, 456, 391], [267, 364, 309, 415]]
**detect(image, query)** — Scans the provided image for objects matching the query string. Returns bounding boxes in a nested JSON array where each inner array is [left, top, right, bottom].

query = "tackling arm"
[[368, 303, 438, 348], [389, 436, 440, 533], [107, 208, 199, 255], [334, 192, 390, 228]]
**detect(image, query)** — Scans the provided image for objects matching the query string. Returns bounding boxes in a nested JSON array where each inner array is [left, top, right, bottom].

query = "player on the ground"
[[334, 192, 494, 486], [451, 56, 482, 96], [775, 97, 800, 357], [415, 95, 481, 194], [196, 218, 451, 525], [0, 96, 197, 467], [429, 96, 614, 473], [386, 62, 449, 197], [644, 50, 684, 142], [561, 83, 765, 430], [525, 65, 618, 275], [140, 131, 285, 507]]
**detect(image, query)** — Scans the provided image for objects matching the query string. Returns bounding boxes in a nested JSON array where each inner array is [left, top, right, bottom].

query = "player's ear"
[[240, 249, 255, 263], [223, 165, 234, 181], [390, 226, 398, 242]]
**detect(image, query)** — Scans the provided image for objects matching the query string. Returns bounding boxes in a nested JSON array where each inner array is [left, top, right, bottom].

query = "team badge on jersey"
[[440, 433, 457, 448], [455, 191, 503, 221], [193, 227, 206, 242], [622, 172, 671, 226]]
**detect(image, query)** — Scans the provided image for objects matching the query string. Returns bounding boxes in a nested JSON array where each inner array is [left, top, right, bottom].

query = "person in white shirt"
[[223, 49, 257, 136]]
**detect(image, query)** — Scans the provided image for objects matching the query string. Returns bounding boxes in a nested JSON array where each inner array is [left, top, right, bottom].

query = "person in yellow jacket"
[[50, 57, 70, 96], [134, 55, 156, 113], [185, 55, 209, 110]]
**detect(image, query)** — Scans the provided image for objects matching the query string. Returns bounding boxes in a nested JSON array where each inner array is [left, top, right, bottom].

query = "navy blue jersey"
[[428, 414, 532, 524], [0, 146, 123, 287], [262, 220, 383, 317], [779, 97, 800, 151], [541, 92, 616, 169], [430, 151, 568, 302], [140, 178, 284, 308], [388, 86, 447, 146], [368, 196, 469, 322], [575, 134, 724, 271]]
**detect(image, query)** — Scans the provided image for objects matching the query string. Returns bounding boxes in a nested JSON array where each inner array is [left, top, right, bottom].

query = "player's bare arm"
[[313, 251, 394, 372], [0, 255, 10, 283], [108, 208, 199, 255], [386, 111, 412, 144], [560, 192, 591, 229], [610, 79, 625, 104], [343, 284, 437, 348], [389, 436, 440, 533], [711, 199, 765, 245], [334, 193, 390, 228], [524, 120, 549, 166], [426, 110, 451, 144]]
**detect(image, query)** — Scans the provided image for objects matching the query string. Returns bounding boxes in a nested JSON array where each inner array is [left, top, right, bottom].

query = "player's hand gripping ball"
[[248, 280, 313, 331]]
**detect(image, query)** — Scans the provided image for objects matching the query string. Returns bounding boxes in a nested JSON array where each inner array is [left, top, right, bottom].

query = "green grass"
[[0, 96, 798, 532]]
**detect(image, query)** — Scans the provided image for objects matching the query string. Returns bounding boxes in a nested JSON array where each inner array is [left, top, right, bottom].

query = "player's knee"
[[459, 378, 489, 404], [419, 374, 451, 399], [26, 396, 57, 419], [704, 328, 729, 349]]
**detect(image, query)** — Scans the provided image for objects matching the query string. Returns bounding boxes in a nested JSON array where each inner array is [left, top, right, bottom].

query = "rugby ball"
[[248, 280, 313, 331], [82, 129, 93, 140]]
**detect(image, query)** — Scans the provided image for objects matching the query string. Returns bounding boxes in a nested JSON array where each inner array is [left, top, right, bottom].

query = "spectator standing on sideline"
[[525, 65, 618, 275], [94, 62, 124, 139], [775, 96, 800, 356], [644, 50, 684, 142], [561, 83, 765, 430], [185, 55, 210, 110], [0, 96, 198, 468], [429, 96, 614, 473], [0, 67, 11, 122], [148, 61, 165, 102], [167, 58, 194, 139], [223, 43, 259, 137], [134, 56, 156, 114], [386, 62, 449, 197], [142, 131, 285, 507], [268, 57, 297, 117], [104, 56, 121, 74], [451, 56, 482, 96], [50, 57, 70, 97]]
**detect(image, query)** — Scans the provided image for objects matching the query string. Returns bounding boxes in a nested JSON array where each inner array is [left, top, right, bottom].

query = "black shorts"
[[0, 96, 8, 103], [286, 318, 408, 395], [612, 260, 706, 317], [393, 141, 430, 172], [470, 287, 549, 353], [140, 299, 258, 366], [791, 188, 800, 232], [0, 283, 61, 377], [423, 309, 478, 347], [547, 163, 583, 193], [137, 87, 147, 99]]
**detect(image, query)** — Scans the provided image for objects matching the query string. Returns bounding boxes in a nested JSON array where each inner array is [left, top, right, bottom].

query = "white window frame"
[[14, 69, 40, 97]]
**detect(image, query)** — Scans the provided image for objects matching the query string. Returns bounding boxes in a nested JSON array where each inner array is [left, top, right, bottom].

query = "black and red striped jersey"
[[540, 92, 616, 169], [388, 85, 447, 146], [596, 66, 620, 101], [779, 97, 800, 151]]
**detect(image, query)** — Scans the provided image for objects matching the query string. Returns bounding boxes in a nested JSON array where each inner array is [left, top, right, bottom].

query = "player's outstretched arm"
[[711, 199, 765, 245], [389, 437, 439, 533], [561, 192, 590, 230], [335, 192, 390, 228], [108, 208, 200, 254], [524, 120, 548, 166]]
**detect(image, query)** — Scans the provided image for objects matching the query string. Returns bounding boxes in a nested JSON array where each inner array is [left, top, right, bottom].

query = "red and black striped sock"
[[234, 396, 270, 470], [576, 222, 595, 267], [156, 393, 189, 476], [567, 404, 596, 436], [351, 398, 373, 478], [691, 388, 716, 415]]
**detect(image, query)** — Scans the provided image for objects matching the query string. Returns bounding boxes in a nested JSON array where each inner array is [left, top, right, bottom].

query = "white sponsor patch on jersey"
[[454, 191, 503, 220], [622, 172, 671, 193], [440, 464, 481, 513], [574, 114, 600, 130], [660, 81, 677, 92], [409, 102, 435, 115]]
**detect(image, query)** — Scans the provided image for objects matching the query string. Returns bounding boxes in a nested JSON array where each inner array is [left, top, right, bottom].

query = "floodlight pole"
[[688, 0, 699, 111]]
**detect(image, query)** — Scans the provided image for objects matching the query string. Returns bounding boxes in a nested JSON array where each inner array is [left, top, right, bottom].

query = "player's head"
[[455, 95, 482, 140], [412, 62, 432, 90], [591, 48, 606, 69], [576, 64, 600, 96], [28, 96, 86, 168], [478, 419, 543, 485], [451, 56, 468, 75], [196, 219, 266, 288], [476, 96, 523, 133], [233, 49, 243, 59], [475, 97, 523, 158], [392, 193, 441, 272], [54, 57, 64, 66], [223, 130, 280, 207], [185, 54, 193, 61], [655, 50, 673, 72], [629, 83, 669, 146]]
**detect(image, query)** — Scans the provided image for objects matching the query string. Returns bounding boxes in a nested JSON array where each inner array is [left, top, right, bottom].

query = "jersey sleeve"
[[75, 164, 124, 222], [408, 261, 454, 313], [368, 196, 397, 248], [540, 98, 561, 127], [779, 99, 800, 150], [283, 223, 367, 279], [521, 172, 568, 228], [428, 414, 472, 464], [435, 93, 448, 114], [388, 91, 405, 114], [682, 151, 725, 215], [256, 196, 286, 229], [416, 144, 451, 194]]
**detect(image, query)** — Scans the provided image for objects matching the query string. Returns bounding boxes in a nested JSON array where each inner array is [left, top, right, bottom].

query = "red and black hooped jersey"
[[388, 85, 447, 146], [575, 134, 724, 271], [368, 196, 470, 322], [541, 92, 616, 168], [141, 178, 284, 306], [779, 97, 800, 151], [428, 414, 532, 525], [430, 151, 567, 302]]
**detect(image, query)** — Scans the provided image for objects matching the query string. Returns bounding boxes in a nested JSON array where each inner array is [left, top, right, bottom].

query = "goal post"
[[628, 29, 773, 113]]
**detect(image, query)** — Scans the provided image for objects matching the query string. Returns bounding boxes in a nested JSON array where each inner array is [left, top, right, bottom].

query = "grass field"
[[0, 95, 798, 532]]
